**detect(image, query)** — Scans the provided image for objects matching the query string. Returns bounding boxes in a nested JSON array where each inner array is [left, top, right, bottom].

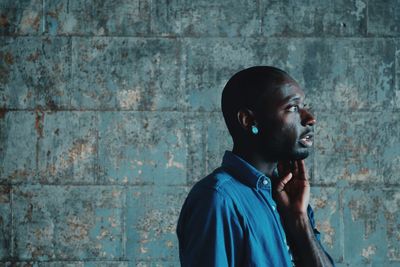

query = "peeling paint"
[[20, 10, 41, 32], [165, 153, 185, 170], [383, 192, 400, 213], [117, 89, 141, 109], [334, 82, 363, 109], [350, 0, 366, 21], [68, 140, 96, 162], [362, 245, 376, 260], [317, 221, 334, 247]]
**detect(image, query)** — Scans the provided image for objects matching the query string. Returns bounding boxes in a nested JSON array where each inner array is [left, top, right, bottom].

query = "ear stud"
[[251, 125, 259, 135]]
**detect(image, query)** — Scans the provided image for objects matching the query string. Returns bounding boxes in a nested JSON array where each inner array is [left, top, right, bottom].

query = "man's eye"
[[287, 105, 299, 112]]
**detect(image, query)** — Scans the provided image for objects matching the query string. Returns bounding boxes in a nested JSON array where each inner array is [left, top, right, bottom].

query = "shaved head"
[[221, 66, 296, 143]]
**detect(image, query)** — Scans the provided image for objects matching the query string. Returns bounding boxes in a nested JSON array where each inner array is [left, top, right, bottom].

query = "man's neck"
[[232, 145, 277, 178]]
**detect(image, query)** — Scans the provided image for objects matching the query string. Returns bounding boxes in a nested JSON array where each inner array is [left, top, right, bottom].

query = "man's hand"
[[273, 160, 310, 216], [272, 160, 334, 267]]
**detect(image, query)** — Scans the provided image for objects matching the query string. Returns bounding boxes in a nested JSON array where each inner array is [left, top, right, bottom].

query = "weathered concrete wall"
[[0, 0, 399, 266]]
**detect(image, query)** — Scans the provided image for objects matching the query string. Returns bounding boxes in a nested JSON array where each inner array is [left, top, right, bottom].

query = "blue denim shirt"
[[177, 150, 334, 267]]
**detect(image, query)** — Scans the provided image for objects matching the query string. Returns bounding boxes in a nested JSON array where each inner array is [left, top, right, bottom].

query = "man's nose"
[[301, 109, 316, 126]]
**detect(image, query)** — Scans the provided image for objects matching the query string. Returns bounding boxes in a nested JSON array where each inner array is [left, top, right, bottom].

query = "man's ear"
[[237, 108, 257, 131]]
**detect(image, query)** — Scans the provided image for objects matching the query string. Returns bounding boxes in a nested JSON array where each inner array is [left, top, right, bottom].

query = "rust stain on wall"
[[26, 51, 40, 62], [4, 52, 13, 65], [0, 14, 10, 28], [34, 107, 45, 138], [0, 108, 6, 119]]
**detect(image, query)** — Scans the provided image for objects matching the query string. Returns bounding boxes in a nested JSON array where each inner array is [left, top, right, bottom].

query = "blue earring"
[[251, 125, 259, 135]]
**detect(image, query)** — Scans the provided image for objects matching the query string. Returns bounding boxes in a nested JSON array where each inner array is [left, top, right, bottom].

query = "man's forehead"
[[264, 82, 305, 104], [278, 83, 305, 98]]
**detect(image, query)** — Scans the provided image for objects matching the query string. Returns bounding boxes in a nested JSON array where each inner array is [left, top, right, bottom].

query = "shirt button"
[[272, 205, 276, 211], [262, 179, 268, 185]]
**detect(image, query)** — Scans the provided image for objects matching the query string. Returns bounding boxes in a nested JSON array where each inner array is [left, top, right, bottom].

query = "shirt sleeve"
[[307, 205, 336, 266], [177, 187, 244, 267]]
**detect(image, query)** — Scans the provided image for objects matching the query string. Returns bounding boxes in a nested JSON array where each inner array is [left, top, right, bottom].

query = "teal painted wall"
[[0, 0, 399, 266]]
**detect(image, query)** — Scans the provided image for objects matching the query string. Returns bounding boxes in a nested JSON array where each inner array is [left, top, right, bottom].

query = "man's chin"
[[261, 145, 311, 161], [290, 149, 309, 160]]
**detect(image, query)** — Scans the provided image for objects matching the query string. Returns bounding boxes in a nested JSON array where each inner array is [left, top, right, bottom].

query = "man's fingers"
[[292, 160, 299, 178], [276, 172, 293, 192], [297, 160, 308, 180], [278, 161, 290, 176], [277, 162, 284, 176], [284, 161, 291, 173]]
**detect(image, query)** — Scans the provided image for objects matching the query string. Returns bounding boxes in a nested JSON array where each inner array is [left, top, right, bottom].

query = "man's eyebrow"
[[281, 94, 302, 104]]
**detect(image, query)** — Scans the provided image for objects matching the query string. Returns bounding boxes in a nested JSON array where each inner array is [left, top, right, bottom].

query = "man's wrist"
[[282, 211, 313, 242]]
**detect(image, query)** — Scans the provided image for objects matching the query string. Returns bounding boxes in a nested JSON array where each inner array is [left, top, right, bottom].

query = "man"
[[177, 66, 335, 267]]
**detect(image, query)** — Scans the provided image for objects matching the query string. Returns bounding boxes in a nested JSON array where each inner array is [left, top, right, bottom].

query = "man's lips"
[[299, 131, 314, 147]]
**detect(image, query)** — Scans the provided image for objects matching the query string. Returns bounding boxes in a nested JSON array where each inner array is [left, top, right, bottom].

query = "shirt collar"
[[221, 150, 278, 191]]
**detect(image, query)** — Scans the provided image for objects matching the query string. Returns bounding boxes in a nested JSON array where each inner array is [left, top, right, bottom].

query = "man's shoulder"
[[190, 167, 237, 195], [183, 167, 244, 206], [179, 167, 245, 222]]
